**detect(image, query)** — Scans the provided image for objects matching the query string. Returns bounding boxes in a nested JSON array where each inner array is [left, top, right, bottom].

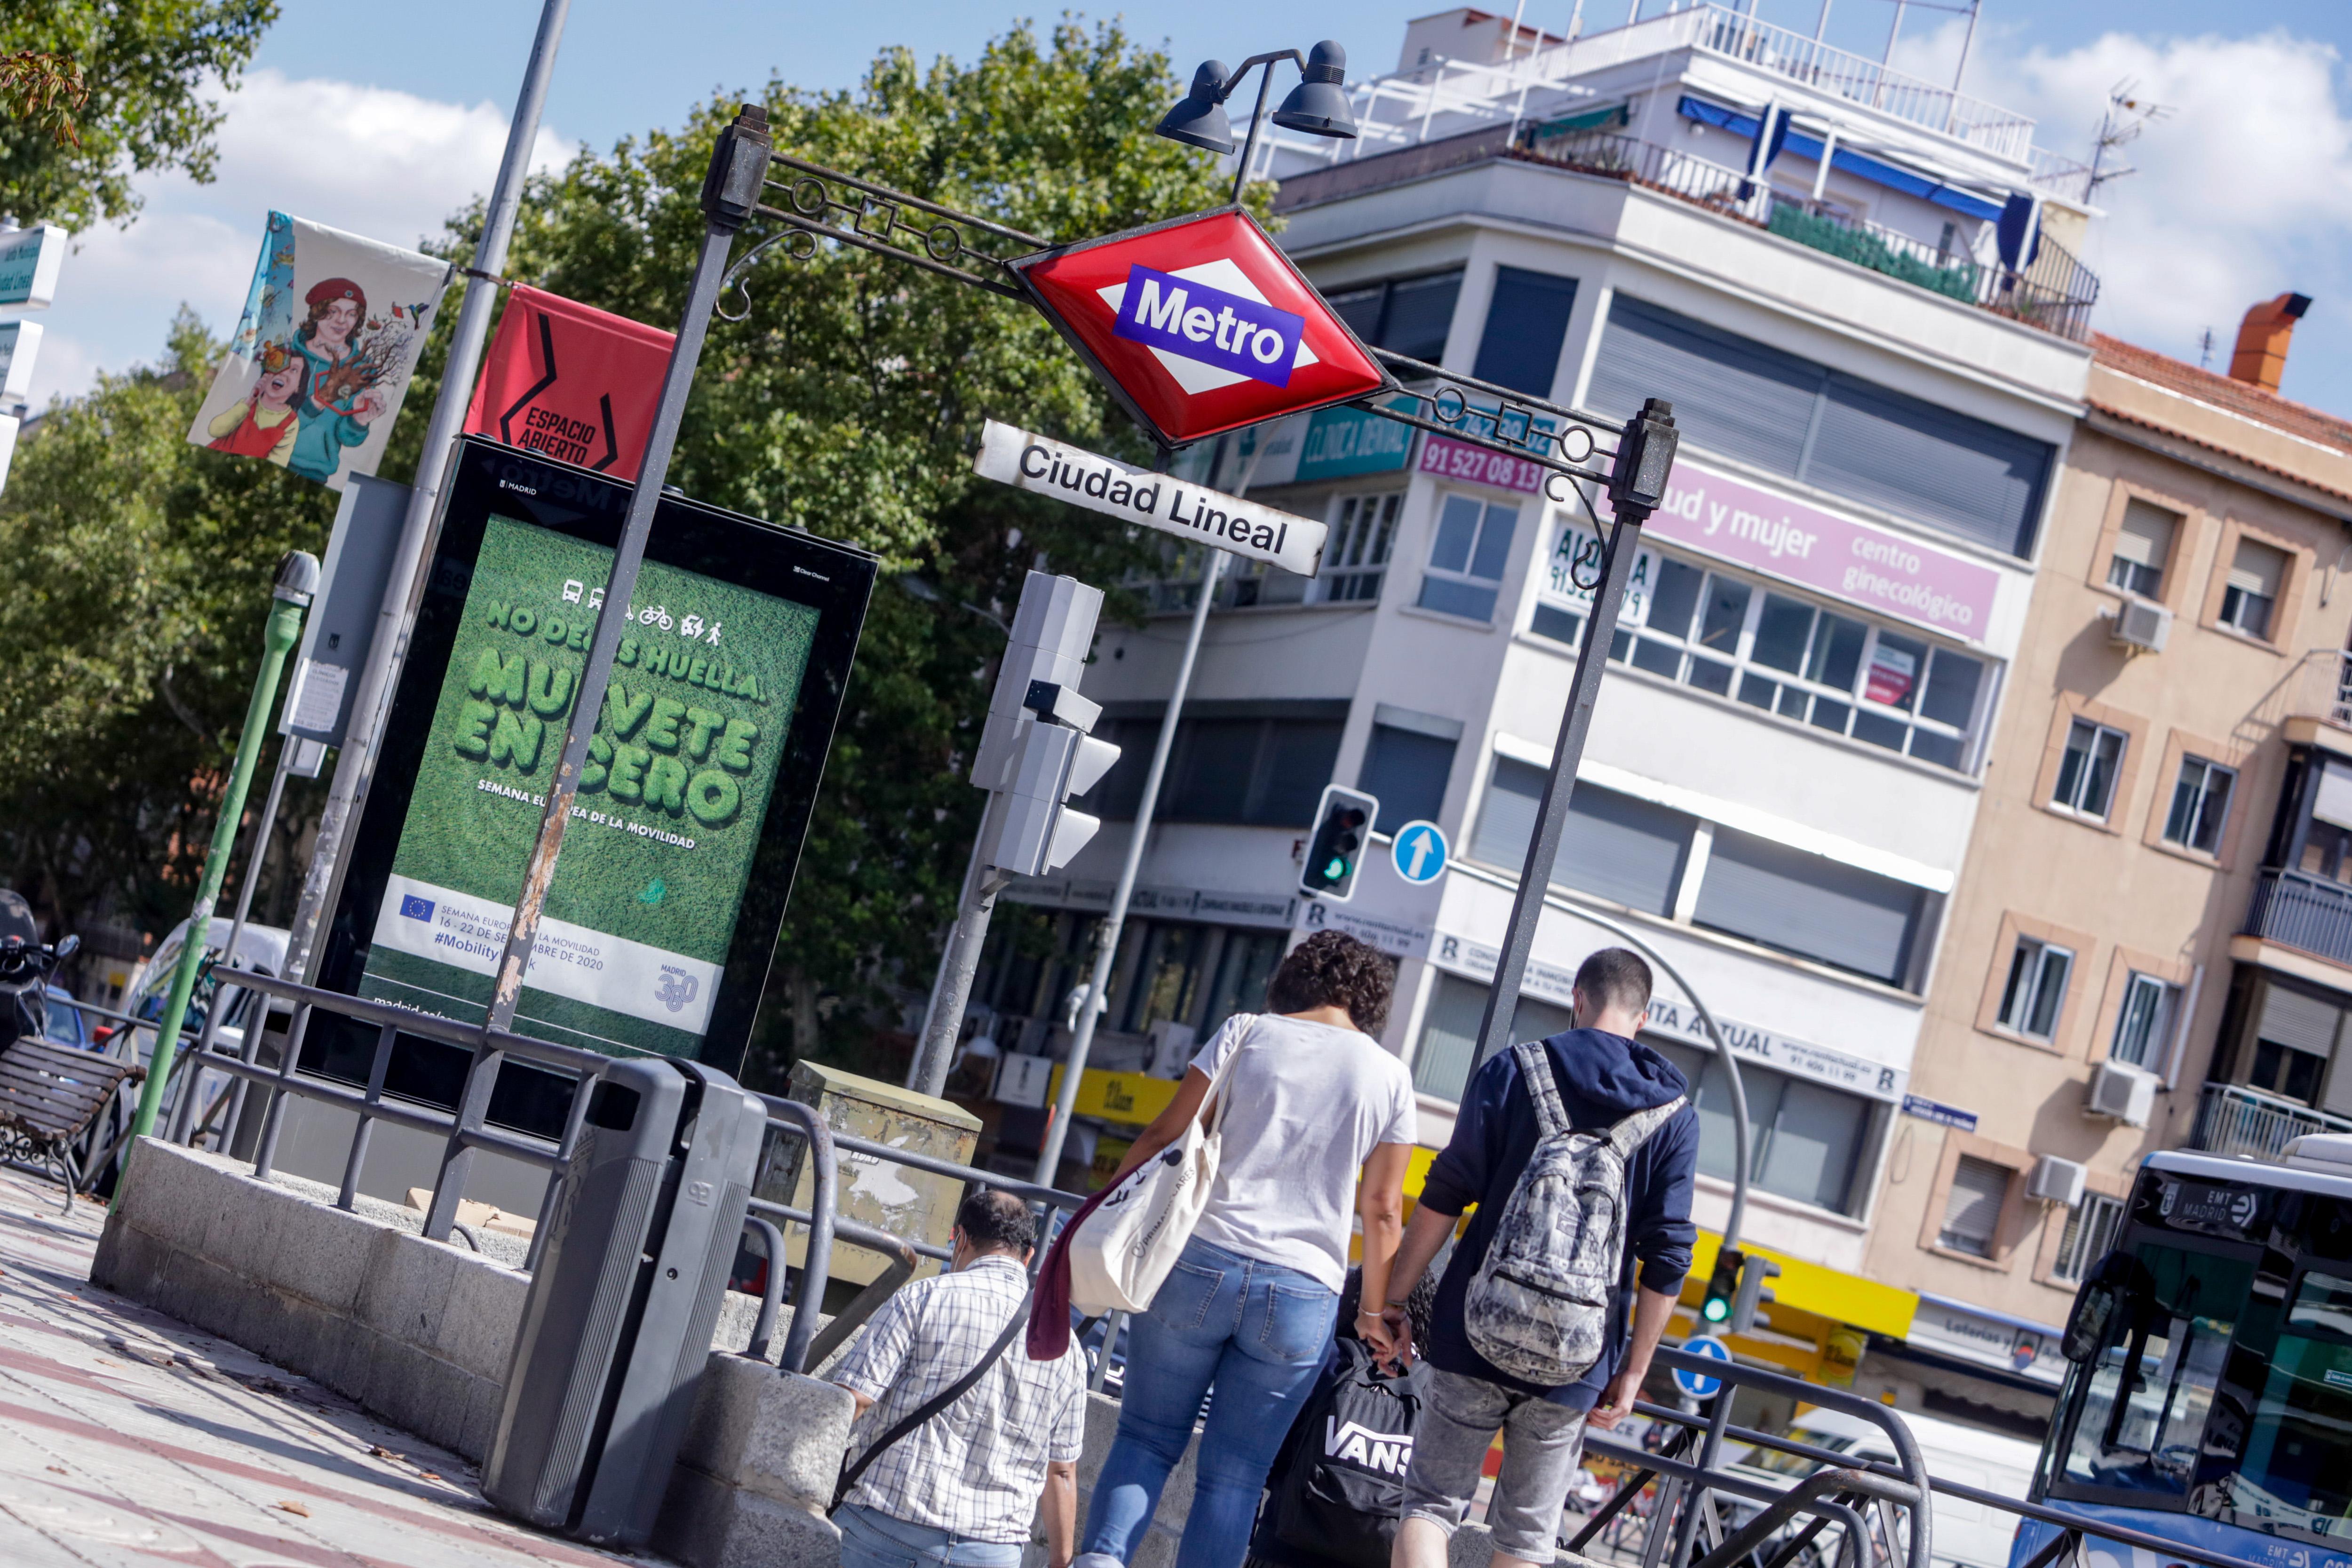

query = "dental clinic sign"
[[1581, 459, 2002, 641], [1014, 208, 1390, 448], [976, 420, 1327, 576]]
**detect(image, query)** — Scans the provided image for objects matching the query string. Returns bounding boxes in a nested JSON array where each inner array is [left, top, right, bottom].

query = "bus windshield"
[[2059, 1241, 2252, 1498], [2232, 1268, 2352, 1534]]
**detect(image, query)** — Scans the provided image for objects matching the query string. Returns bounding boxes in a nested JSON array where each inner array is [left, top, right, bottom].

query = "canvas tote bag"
[[1064, 1020, 1253, 1313]]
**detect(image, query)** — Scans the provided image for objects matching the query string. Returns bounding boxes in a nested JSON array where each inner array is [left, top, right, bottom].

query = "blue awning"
[[1675, 95, 2005, 223]]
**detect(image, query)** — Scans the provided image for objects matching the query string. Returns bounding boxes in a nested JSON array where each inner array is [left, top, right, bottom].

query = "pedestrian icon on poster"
[[1391, 820, 1448, 884]]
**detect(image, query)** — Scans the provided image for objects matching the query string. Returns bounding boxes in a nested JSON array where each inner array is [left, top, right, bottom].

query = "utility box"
[[484, 1057, 769, 1547], [758, 1061, 980, 1287]]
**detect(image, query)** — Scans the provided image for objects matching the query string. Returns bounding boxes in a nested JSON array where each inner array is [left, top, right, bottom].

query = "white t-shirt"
[[1185, 1012, 1418, 1292]]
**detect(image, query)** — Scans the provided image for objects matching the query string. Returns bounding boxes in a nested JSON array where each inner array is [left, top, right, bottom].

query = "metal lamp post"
[[128, 551, 319, 1141], [1155, 40, 1359, 205]]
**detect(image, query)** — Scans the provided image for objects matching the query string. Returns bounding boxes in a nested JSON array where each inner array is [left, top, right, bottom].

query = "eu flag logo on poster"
[[399, 894, 436, 922]]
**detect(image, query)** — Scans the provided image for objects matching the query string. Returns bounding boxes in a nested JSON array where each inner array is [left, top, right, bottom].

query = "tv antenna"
[[2088, 80, 2171, 198]]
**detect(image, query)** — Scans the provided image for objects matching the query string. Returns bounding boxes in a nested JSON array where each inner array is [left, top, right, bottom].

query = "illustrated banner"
[[187, 212, 449, 490], [462, 286, 675, 479]]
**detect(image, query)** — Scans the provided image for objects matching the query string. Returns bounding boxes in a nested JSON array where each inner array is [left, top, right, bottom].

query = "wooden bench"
[[0, 1036, 143, 1213]]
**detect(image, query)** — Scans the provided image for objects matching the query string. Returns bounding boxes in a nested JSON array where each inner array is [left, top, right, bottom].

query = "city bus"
[[2013, 1137, 2352, 1568]]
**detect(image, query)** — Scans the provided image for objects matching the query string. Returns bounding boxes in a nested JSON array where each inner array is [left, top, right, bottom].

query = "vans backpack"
[[1463, 1041, 1685, 1385]]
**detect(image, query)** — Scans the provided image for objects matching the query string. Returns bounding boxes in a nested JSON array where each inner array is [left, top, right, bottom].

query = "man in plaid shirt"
[[834, 1190, 1087, 1568]]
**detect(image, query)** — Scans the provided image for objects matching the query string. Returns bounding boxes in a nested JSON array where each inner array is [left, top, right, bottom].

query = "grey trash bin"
[[484, 1055, 769, 1544]]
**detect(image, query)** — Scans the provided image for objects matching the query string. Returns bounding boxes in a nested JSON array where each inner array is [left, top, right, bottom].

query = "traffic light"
[[1700, 1249, 1741, 1327], [1730, 1252, 1781, 1335], [968, 573, 1121, 878], [1301, 784, 1378, 902]]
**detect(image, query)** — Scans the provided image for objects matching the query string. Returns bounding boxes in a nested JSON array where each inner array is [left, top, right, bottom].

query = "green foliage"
[[0, 311, 339, 941], [453, 19, 1248, 1082], [0, 0, 277, 228]]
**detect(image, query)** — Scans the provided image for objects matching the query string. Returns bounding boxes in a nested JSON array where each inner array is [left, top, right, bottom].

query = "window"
[[2110, 972, 2177, 1069], [2249, 982, 2345, 1108], [1587, 296, 2056, 558], [1318, 492, 1400, 603], [2052, 719, 2126, 818], [2237, 1269, 2352, 1528], [2107, 499, 2178, 598], [1537, 553, 1989, 772], [2059, 1243, 2251, 1498], [1082, 703, 1345, 826], [1938, 1154, 2012, 1257], [1359, 720, 1457, 828], [2221, 537, 2288, 639], [1997, 936, 2074, 1041], [1692, 828, 1927, 986], [1326, 269, 1463, 363], [1655, 1042, 1878, 1215], [1417, 494, 1519, 621], [2162, 756, 2234, 855], [1410, 972, 1573, 1102], [1471, 266, 1579, 396], [2052, 1191, 2127, 1284], [1468, 761, 1693, 915]]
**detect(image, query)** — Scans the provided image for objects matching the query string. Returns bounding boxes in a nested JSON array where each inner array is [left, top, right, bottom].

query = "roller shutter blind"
[[2257, 983, 2344, 1057], [1692, 827, 1923, 984], [1588, 295, 2055, 559], [1473, 267, 1581, 396], [1469, 760, 1693, 915], [1587, 296, 1822, 476], [2114, 500, 2176, 570], [1939, 1154, 2010, 1257]]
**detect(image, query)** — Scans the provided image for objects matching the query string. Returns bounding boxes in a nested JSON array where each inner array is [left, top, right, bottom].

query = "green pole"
[[127, 551, 320, 1143]]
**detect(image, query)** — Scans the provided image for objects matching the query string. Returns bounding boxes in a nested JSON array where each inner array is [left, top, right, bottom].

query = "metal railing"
[[1516, 128, 2100, 341], [2241, 866, 2352, 969], [57, 967, 1085, 1379], [2191, 1079, 2352, 1162]]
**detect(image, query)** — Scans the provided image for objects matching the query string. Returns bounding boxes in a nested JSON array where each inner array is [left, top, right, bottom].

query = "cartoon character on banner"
[[203, 343, 307, 466], [285, 278, 427, 485]]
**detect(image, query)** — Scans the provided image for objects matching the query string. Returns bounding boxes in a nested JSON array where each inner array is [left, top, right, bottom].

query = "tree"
[[406, 20, 1254, 1083], [0, 313, 338, 947], [0, 0, 277, 229]]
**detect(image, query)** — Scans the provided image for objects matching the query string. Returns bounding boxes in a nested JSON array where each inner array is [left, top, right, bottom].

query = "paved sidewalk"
[[0, 1162, 656, 1568]]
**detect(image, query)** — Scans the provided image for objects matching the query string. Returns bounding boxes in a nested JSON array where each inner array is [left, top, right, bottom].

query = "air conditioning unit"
[[2109, 597, 2173, 653], [2086, 1060, 2159, 1127], [2027, 1154, 2088, 1207]]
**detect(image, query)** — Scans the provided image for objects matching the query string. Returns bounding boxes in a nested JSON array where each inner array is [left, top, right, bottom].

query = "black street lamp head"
[[1158, 59, 1236, 154], [1272, 40, 1357, 139]]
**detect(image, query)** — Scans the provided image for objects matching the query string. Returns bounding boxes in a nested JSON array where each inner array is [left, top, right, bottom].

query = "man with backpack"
[[1375, 948, 1699, 1568]]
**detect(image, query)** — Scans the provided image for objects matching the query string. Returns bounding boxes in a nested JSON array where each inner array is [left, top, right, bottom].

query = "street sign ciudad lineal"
[[1014, 209, 1390, 449], [975, 420, 1328, 576]]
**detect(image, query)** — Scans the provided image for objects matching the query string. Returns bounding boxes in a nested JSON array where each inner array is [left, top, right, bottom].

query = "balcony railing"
[[1517, 128, 2100, 341], [2243, 866, 2352, 967], [2191, 1080, 2352, 1162]]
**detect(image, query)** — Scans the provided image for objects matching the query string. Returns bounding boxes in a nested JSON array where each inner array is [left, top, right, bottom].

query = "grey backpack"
[[1463, 1042, 1685, 1385]]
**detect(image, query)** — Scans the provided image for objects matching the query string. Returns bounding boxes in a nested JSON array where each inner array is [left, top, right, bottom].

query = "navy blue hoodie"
[[1417, 1027, 1699, 1409]]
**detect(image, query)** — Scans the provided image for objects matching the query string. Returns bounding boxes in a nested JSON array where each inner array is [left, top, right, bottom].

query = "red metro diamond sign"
[[1014, 208, 1392, 449]]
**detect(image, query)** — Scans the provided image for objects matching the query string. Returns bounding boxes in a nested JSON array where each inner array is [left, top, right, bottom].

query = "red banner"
[[463, 286, 675, 479]]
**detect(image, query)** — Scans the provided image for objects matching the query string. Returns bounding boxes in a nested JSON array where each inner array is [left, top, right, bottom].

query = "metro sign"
[[1014, 208, 1392, 448]]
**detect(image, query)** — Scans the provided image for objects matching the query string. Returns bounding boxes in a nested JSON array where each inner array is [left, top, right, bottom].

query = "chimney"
[[2229, 292, 2313, 392]]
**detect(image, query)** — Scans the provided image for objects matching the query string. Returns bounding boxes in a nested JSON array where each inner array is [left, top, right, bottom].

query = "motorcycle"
[[0, 890, 79, 1053]]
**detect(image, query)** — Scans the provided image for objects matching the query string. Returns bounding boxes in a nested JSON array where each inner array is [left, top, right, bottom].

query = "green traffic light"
[[1324, 857, 1347, 879], [1702, 1296, 1730, 1323]]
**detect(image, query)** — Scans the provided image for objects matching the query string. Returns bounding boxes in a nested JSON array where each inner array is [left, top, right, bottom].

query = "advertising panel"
[[315, 438, 874, 1073]]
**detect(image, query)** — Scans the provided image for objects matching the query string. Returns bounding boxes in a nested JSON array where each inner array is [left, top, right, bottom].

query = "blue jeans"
[[837, 1503, 1025, 1568], [1082, 1238, 1339, 1568]]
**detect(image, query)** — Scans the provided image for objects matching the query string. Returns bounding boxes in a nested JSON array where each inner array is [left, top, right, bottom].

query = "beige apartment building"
[[1860, 297, 2352, 1421]]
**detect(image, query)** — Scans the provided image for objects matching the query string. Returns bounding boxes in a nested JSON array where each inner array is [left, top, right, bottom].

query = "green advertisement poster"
[[358, 512, 819, 1057]]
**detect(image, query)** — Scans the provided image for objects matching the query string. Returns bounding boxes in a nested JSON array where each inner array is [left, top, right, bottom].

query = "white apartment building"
[[969, 6, 2099, 1416]]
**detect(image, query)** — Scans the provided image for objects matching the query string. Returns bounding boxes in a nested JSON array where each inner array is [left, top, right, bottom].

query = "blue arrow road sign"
[[1674, 1334, 1733, 1400], [1391, 820, 1448, 884]]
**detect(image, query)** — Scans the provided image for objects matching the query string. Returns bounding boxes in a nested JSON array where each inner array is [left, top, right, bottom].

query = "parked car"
[[42, 982, 90, 1049], [1726, 1406, 2040, 1568]]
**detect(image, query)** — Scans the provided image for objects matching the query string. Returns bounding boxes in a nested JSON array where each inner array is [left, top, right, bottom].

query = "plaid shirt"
[[834, 1254, 1086, 1543]]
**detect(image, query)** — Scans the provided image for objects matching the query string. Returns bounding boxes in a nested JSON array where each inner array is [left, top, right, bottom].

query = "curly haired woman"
[[1076, 931, 1417, 1568]]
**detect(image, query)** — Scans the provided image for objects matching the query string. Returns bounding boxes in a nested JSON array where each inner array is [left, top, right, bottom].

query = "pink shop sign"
[[1600, 461, 2001, 640], [1419, 433, 1547, 493]]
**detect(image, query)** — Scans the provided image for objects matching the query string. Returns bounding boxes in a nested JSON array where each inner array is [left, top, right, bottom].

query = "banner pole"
[[419, 106, 773, 1242], [281, 0, 572, 986]]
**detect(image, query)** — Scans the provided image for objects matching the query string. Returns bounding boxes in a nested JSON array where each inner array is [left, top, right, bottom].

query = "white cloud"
[[14, 69, 574, 407], [1967, 26, 2352, 405]]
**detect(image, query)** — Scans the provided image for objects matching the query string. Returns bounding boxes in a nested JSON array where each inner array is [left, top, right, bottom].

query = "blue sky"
[[18, 1, 2352, 416]]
